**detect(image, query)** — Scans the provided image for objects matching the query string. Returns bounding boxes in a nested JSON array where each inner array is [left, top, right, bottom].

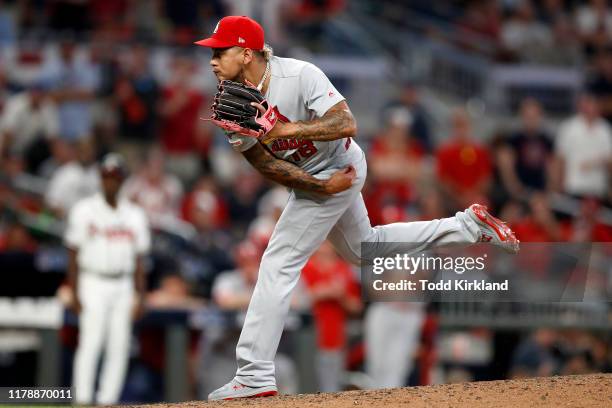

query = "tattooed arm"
[[258, 101, 357, 143], [243, 142, 355, 194]]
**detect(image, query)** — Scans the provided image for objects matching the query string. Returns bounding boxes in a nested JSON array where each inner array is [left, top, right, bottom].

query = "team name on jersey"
[[88, 224, 136, 241], [269, 138, 305, 153]]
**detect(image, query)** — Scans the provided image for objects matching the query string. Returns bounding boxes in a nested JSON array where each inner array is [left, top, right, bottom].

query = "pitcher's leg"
[[234, 241, 313, 387], [369, 212, 480, 255], [235, 190, 361, 388], [328, 194, 480, 265]]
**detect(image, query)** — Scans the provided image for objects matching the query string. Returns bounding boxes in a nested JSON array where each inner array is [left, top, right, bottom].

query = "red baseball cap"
[[194, 16, 264, 50]]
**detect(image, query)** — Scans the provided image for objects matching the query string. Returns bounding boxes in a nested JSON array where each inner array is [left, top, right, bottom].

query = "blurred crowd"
[[510, 329, 611, 378], [371, 0, 612, 66], [367, 90, 611, 241], [0, 0, 611, 402], [0, 0, 346, 51]]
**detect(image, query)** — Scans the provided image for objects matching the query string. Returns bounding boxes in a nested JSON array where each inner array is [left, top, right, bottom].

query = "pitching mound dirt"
[[127, 373, 611, 408]]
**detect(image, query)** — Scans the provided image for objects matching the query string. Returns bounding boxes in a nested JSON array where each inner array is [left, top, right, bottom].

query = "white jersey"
[[228, 56, 363, 175], [64, 193, 151, 276], [556, 115, 612, 197]]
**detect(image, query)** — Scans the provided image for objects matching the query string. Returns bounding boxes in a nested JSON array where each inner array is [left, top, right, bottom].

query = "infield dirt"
[[124, 373, 611, 408]]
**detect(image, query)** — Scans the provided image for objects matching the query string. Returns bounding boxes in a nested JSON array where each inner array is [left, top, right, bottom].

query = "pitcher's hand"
[[324, 166, 356, 195]]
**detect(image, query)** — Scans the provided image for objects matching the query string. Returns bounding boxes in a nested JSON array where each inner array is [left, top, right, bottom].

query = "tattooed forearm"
[[243, 143, 329, 193], [285, 101, 356, 142]]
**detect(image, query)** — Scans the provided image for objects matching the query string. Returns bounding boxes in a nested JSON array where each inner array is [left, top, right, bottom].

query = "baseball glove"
[[207, 80, 278, 138]]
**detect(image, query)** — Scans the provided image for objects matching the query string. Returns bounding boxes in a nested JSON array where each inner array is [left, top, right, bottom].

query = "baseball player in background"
[[65, 153, 150, 405], [195, 16, 519, 400]]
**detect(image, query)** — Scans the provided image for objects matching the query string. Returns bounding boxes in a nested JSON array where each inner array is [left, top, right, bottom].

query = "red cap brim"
[[194, 37, 235, 48]]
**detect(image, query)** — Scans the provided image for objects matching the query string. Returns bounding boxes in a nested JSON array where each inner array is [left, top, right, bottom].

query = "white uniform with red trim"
[[228, 56, 360, 173], [225, 56, 482, 389], [65, 193, 150, 405]]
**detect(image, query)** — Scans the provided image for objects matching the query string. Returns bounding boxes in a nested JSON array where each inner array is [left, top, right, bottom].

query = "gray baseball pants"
[[235, 147, 479, 387]]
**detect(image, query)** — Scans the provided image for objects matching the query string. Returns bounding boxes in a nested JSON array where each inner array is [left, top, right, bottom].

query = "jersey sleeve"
[[64, 203, 87, 250], [225, 131, 259, 153], [299, 63, 345, 117]]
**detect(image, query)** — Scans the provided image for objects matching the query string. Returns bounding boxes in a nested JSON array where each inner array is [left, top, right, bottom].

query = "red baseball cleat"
[[467, 204, 520, 254]]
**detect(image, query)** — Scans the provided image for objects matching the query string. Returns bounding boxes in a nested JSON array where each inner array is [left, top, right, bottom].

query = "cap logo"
[[238, 37, 246, 44], [213, 21, 220, 34]]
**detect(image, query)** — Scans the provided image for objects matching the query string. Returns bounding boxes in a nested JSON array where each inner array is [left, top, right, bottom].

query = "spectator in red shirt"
[[366, 108, 425, 226], [511, 194, 573, 280], [436, 109, 493, 211], [569, 198, 612, 242], [302, 241, 362, 392], [513, 193, 571, 242], [158, 55, 211, 182]]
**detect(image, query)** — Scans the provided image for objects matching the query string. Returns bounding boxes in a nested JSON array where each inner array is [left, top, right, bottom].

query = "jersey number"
[[291, 141, 318, 161]]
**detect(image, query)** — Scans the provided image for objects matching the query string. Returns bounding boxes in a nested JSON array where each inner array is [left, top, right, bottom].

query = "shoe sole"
[[470, 204, 519, 253], [220, 390, 278, 400]]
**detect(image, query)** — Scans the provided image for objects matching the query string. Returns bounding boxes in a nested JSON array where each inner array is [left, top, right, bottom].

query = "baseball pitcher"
[[195, 16, 519, 400]]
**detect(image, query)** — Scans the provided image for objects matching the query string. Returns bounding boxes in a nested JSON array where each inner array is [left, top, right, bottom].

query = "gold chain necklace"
[[256, 61, 270, 91]]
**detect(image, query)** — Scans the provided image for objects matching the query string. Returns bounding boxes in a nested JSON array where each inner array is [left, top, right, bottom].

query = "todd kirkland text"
[[372, 279, 509, 291]]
